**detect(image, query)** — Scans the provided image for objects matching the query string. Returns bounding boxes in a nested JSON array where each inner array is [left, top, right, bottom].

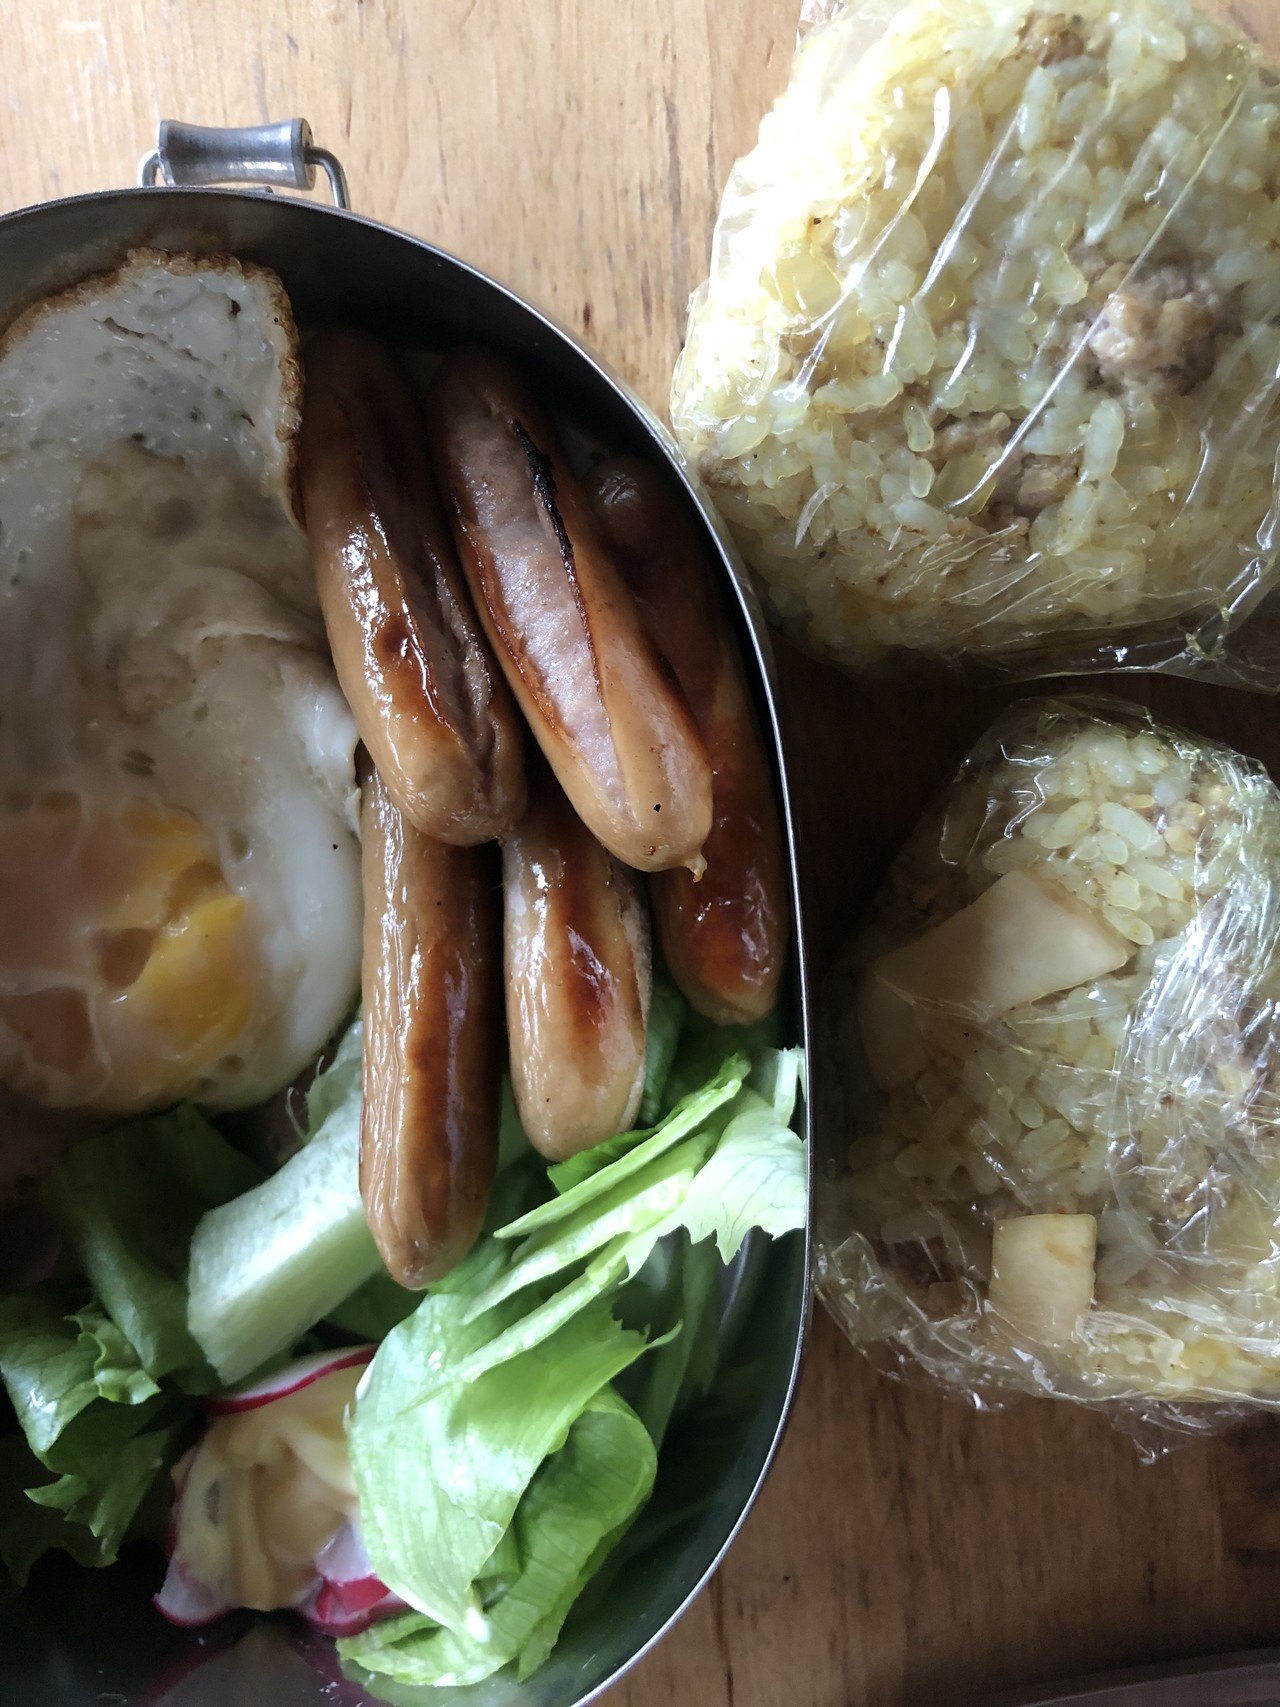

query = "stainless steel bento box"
[[0, 122, 812, 1707]]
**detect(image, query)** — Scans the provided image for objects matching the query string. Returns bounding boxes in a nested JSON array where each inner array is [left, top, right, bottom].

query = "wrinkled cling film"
[[815, 698, 1280, 1449], [797, 0, 851, 36], [671, 0, 1280, 685]]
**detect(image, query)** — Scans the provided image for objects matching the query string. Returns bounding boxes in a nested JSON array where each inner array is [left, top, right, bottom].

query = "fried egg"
[[0, 250, 362, 1117]]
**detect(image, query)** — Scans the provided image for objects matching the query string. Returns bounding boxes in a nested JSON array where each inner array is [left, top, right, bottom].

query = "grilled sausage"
[[359, 757, 500, 1286], [424, 348, 712, 873], [504, 755, 651, 1160], [585, 456, 788, 1025], [301, 331, 524, 845]]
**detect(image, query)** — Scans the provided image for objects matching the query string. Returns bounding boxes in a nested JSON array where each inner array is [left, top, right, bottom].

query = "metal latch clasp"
[[139, 118, 350, 209]]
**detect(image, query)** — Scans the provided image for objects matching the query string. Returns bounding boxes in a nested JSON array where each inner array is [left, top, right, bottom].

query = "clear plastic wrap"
[[816, 696, 1280, 1444], [671, 0, 1280, 684]]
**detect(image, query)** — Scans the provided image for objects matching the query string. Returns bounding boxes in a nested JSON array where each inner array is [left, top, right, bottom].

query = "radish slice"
[[300, 1576, 407, 1637], [314, 1519, 379, 1589], [156, 1514, 404, 1636], [154, 1556, 233, 1629], [305, 1519, 405, 1629], [203, 1344, 374, 1415], [158, 1350, 377, 1631]]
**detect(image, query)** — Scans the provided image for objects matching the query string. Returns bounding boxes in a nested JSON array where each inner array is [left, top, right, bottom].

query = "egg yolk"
[[0, 792, 256, 1113]]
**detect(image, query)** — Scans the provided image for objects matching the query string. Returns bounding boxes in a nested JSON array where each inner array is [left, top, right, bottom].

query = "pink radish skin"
[[314, 1518, 380, 1588], [300, 1578, 407, 1637], [154, 1556, 234, 1629], [304, 1519, 406, 1633], [203, 1345, 374, 1416], [155, 1532, 404, 1636]]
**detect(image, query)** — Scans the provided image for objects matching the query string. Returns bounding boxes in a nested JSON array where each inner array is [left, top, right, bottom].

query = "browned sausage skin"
[[504, 755, 651, 1161], [359, 756, 500, 1287], [585, 457, 789, 1026], [424, 347, 713, 874], [301, 331, 524, 846]]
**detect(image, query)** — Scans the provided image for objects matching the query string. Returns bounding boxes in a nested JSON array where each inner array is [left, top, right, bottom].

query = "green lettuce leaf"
[[637, 973, 688, 1128], [324, 1267, 418, 1342], [344, 1036, 806, 1685], [0, 1290, 192, 1582], [302, 1015, 363, 1133], [626, 1234, 724, 1448], [74, 1308, 163, 1406], [456, 1063, 755, 1340], [0, 1293, 161, 1458], [341, 1388, 655, 1688], [2, 1093, 290, 1584], [679, 1089, 807, 1263], [0, 1436, 102, 1586], [42, 1104, 261, 1384], [469, 1136, 719, 1322], [471, 1049, 804, 1323], [664, 1009, 785, 1109], [750, 1042, 805, 1121], [349, 1256, 650, 1634], [531, 1053, 748, 1209], [24, 1424, 181, 1555]]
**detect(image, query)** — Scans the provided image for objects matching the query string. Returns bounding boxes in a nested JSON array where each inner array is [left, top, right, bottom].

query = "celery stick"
[[187, 1071, 378, 1382]]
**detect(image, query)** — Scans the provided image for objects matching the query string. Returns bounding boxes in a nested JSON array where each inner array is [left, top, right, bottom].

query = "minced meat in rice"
[[672, 0, 1280, 676]]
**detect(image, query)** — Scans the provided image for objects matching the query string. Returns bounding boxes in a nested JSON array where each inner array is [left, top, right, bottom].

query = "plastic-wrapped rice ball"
[[817, 698, 1280, 1430], [672, 0, 1280, 679]]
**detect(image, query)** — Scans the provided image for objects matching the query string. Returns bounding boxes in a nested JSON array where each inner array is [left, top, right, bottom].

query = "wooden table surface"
[[7, 3, 1280, 1703]]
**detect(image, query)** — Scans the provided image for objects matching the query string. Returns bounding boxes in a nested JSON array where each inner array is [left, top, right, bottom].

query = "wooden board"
[[5, 3, 1280, 1701]]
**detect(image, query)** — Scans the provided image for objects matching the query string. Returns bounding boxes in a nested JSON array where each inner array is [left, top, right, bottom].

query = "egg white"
[[0, 251, 362, 1114]]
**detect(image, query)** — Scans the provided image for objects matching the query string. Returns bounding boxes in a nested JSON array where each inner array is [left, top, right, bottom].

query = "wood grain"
[[6, 3, 1280, 1703]]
